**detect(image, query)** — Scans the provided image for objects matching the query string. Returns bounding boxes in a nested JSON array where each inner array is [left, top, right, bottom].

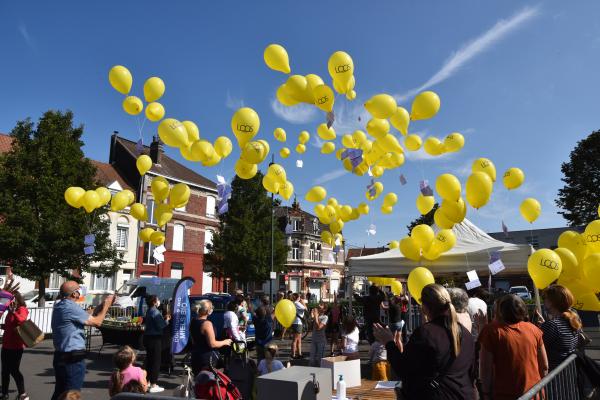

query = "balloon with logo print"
[[584, 220, 600, 254], [158, 118, 189, 148], [328, 51, 354, 93], [443, 133, 465, 153], [554, 247, 581, 281], [503, 167, 525, 190], [528, 248, 562, 289], [231, 107, 260, 148], [313, 84, 335, 112], [472, 158, 496, 182]]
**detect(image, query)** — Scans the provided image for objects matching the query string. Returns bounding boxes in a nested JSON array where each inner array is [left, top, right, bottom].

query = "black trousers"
[[143, 335, 162, 385], [2, 348, 25, 395]]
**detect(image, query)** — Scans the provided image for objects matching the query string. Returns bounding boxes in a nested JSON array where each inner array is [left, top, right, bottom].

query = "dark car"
[[189, 293, 255, 348]]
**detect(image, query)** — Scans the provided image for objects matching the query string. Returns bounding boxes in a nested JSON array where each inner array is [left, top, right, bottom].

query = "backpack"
[[195, 370, 243, 400]]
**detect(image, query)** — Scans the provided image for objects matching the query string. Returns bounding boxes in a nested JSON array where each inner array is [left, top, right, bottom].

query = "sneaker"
[[149, 385, 165, 393]]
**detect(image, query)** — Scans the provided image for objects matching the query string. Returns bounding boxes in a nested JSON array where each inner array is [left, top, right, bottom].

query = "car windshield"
[[511, 288, 527, 293], [117, 283, 137, 295], [22, 290, 38, 301]]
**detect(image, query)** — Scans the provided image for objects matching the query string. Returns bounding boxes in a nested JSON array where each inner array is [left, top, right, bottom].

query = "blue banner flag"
[[171, 277, 195, 354]]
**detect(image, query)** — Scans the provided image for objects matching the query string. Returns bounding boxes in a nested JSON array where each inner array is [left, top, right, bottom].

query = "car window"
[[44, 292, 57, 301]]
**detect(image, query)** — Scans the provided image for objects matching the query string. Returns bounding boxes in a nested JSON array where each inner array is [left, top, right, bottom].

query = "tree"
[[0, 110, 124, 305], [406, 203, 439, 234], [206, 171, 289, 287], [556, 131, 600, 226]]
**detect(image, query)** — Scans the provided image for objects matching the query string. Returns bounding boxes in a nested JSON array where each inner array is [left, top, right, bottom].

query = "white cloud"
[[270, 98, 317, 124], [395, 6, 540, 102], [311, 135, 325, 149], [18, 22, 36, 51], [331, 101, 370, 134], [313, 168, 348, 184], [225, 91, 244, 110]]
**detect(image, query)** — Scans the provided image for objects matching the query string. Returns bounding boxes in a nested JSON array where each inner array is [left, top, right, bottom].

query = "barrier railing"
[[517, 353, 580, 400]]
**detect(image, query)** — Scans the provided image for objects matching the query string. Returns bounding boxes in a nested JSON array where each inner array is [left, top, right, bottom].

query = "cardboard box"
[[256, 366, 332, 400], [320, 356, 361, 388]]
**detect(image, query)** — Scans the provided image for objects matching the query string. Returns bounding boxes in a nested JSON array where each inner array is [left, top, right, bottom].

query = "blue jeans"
[[51, 352, 86, 400]]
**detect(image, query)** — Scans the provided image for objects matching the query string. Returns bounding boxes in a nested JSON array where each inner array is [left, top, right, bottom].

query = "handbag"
[[15, 320, 44, 348]]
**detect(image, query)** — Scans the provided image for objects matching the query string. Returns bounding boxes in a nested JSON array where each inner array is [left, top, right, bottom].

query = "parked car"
[[114, 277, 180, 308], [509, 286, 532, 301]]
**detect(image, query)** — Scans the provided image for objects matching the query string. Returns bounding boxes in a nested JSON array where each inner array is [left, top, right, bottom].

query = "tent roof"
[[348, 219, 532, 277]]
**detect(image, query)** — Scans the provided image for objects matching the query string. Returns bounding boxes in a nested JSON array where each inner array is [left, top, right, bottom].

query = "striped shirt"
[[540, 316, 580, 369]]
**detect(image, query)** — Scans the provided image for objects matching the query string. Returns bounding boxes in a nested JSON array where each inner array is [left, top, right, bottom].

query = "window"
[[171, 262, 183, 279], [175, 204, 186, 212], [292, 219, 302, 232], [309, 243, 315, 262], [143, 242, 156, 264], [313, 218, 320, 234], [526, 235, 539, 249], [206, 196, 216, 217], [204, 230, 214, 254], [173, 224, 185, 251], [292, 240, 300, 260], [49, 273, 66, 289], [122, 270, 133, 285], [146, 199, 157, 225], [91, 272, 115, 291], [116, 217, 129, 249], [316, 244, 322, 262]]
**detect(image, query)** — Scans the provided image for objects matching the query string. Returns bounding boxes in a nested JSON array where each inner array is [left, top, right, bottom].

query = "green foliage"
[[206, 171, 289, 285], [406, 203, 439, 234], [556, 131, 600, 226], [0, 111, 124, 303]]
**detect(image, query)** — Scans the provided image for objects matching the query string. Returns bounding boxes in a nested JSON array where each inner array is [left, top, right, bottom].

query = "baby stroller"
[[225, 340, 256, 400], [195, 354, 243, 400]]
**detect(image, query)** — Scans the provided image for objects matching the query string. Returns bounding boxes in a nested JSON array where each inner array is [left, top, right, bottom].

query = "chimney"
[[292, 196, 300, 210], [150, 136, 163, 164]]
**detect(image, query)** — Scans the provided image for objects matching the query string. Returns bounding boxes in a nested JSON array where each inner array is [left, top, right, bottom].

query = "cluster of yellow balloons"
[[419, 132, 465, 156], [527, 218, 600, 311], [64, 186, 113, 213], [109, 66, 166, 122], [367, 277, 403, 295], [398, 224, 457, 262], [262, 164, 294, 200]]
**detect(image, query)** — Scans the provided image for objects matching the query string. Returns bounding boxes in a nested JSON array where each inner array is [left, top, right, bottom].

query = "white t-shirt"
[[257, 359, 285, 375], [343, 327, 359, 354], [224, 311, 245, 341], [293, 301, 306, 325]]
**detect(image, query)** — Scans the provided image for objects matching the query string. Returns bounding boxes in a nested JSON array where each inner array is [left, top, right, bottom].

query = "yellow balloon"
[[317, 124, 336, 140], [154, 203, 173, 227], [150, 231, 165, 246], [130, 203, 147, 222], [411, 224, 435, 250], [583, 254, 600, 291], [123, 190, 135, 206], [274, 299, 296, 328], [472, 158, 497, 182], [330, 219, 344, 234], [151, 176, 170, 201], [357, 202, 369, 215], [321, 230, 333, 246], [379, 134, 403, 153], [64, 187, 85, 208], [298, 130, 310, 145], [436, 174, 461, 202], [139, 227, 154, 243], [320, 205, 337, 224], [179, 143, 196, 162], [391, 280, 403, 295], [390, 107, 410, 135], [340, 134, 354, 149], [346, 90, 357, 101], [295, 144, 306, 154], [306, 74, 325, 93], [279, 181, 294, 201], [411, 91, 440, 121], [328, 51, 354, 92], [585, 220, 600, 253], [111, 191, 131, 212], [443, 133, 464, 153], [264, 44, 291, 74], [424, 137, 445, 156], [213, 136, 232, 159], [520, 198, 541, 223], [573, 292, 600, 312], [235, 158, 258, 180], [122, 96, 143, 115], [440, 198, 467, 223], [280, 147, 291, 158], [262, 174, 280, 194], [82, 190, 100, 213], [314, 204, 326, 218], [503, 167, 525, 190], [407, 267, 435, 304], [465, 172, 493, 209], [158, 118, 189, 148], [422, 246, 442, 261], [202, 151, 222, 167], [143, 77, 165, 102], [190, 140, 215, 163], [321, 142, 336, 154], [389, 241, 399, 249], [231, 107, 260, 148], [285, 75, 312, 103], [381, 205, 393, 215], [182, 121, 200, 143], [371, 166, 384, 178], [305, 186, 327, 202], [434, 208, 455, 229], [108, 65, 132, 95], [383, 192, 398, 207], [136, 155, 152, 176], [555, 248, 581, 280], [432, 229, 456, 253], [145, 102, 165, 122], [273, 128, 286, 142], [528, 249, 562, 289], [558, 231, 588, 264], [416, 194, 435, 215], [366, 181, 384, 201], [338, 205, 352, 222], [95, 187, 112, 206], [170, 183, 190, 209], [364, 94, 397, 119], [405, 134, 423, 152], [276, 84, 300, 106], [352, 130, 367, 146], [366, 118, 390, 139], [267, 164, 287, 185], [313, 84, 335, 112], [241, 141, 268, 164]]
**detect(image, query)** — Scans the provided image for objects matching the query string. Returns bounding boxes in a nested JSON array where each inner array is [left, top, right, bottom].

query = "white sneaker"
[[149, 385, 165, 393]]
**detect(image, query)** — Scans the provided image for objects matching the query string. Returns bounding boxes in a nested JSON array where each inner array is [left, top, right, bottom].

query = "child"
[[309, 302, 329, 367], [368, 340, 390, 381], [341, 316, 360, 360], [257, 343, 285, 375], [109, 345, 148, 396]]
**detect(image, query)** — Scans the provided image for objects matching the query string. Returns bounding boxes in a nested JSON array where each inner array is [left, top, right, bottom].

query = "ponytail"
[[447, 302, 461, 357], [563, 310, 582, 331], [110, 369, 123, 396], [421, 284, 462, 357], [544, 285, 582, 331], [265, 348, 274, 373]]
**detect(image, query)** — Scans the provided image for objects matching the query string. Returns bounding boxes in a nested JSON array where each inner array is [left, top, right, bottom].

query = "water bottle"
[[336, 374, 346, 400]]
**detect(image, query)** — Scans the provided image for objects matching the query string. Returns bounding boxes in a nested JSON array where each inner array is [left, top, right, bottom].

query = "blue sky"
[[2, 1, 600, 249]]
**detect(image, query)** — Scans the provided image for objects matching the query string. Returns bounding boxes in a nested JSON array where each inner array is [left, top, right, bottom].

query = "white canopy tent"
[[348, 219, 533, 277]]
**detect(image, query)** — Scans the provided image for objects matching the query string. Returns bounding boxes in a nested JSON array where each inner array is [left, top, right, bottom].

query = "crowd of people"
[[0, 278, 594, 399]]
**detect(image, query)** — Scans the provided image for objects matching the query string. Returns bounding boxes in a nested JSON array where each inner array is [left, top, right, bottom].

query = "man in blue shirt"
[[50, 281, 114, 400]]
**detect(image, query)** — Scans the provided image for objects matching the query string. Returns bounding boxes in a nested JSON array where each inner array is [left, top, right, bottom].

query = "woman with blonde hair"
[[257, 343, 284, 375], [374, 283, 475, 400]]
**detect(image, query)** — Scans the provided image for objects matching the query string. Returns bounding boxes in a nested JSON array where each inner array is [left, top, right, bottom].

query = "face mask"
[[156, 301, 161, 308]]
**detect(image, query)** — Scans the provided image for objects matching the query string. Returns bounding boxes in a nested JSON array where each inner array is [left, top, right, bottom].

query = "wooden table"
[[334, 379, 398, 400]]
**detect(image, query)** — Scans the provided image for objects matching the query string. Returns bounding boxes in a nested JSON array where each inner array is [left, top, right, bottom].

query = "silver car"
[[509, 286, 532, 300]]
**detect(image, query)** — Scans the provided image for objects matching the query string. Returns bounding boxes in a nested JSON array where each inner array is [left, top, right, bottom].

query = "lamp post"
[[269, 154, 275, 303]]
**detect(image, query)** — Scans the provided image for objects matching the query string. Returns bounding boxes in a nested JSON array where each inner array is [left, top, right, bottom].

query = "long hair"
[[110, 346, 135, 396], [544, 285, 582, 330], [421, 284, 461, 357], [265, 344, 278, 373]]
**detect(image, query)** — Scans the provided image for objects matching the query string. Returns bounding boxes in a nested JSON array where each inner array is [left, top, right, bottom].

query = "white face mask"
[[156, 300, 161, 308]]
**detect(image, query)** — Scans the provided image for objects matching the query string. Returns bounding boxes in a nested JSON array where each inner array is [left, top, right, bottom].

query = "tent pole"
[[534, 285, 542, 315], [348, 275, 353, 316]]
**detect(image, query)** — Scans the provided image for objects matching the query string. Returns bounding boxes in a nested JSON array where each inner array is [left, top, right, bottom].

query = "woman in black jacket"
[[374, 284, 475, 400]]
